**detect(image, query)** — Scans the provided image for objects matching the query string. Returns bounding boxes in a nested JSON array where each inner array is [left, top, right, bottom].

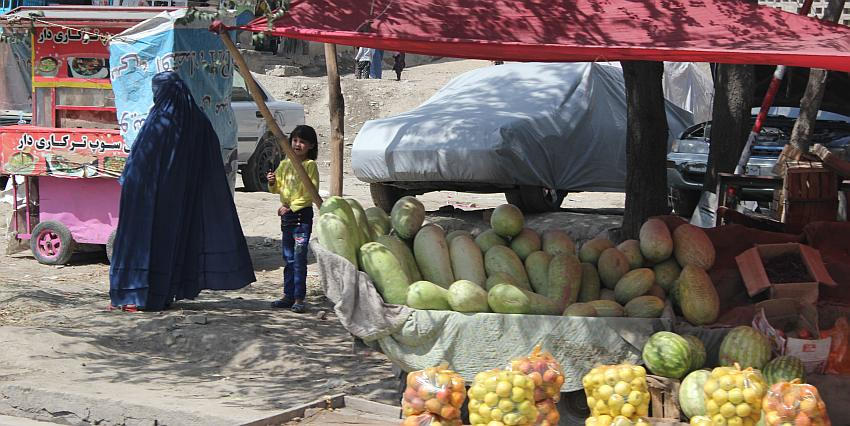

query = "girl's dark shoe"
[[291, 303, 306, 313], [271, 298, 294, 309]]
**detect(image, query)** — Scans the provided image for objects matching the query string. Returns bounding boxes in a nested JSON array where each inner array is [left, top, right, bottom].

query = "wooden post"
[[218, 31, 323, 208], [324, 43, 345, 196]]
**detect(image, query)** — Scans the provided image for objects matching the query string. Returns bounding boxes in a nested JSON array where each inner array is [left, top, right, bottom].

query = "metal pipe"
[[25, 176, 31, 233], [11, 175, 18, 235]]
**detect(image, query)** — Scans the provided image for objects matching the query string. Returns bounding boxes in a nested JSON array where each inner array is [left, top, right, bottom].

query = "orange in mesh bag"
[[534, 398, 560, 426], [821, 317, 850, 375], [508, 345, 565, 402], [401, 412, 463, 426], [401, 365, 466, 421], [763, 380, 831, 426]]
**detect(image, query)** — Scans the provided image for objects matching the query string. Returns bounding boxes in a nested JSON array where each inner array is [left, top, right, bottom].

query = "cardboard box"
[[735, 243, 836, 305], [752, 298, 832, 374]]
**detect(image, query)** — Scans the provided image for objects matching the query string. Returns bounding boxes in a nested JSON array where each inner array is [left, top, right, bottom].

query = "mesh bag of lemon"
[[400, 412, 463, 426], [508, 345, 566, 403], [701, 364, 767, 426], [582, 364, 650, 422], [401, 365, 466, 423], [585, 416, 651, 426], [762, 380, 830, 426], [467, 369, 539, 426]]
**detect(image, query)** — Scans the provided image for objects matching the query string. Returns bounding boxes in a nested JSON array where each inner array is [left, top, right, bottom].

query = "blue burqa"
[[109, 72, 256, 311]]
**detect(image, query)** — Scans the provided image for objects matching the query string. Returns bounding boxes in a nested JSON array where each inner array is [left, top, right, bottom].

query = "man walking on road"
[[354, 47, 373, 79]]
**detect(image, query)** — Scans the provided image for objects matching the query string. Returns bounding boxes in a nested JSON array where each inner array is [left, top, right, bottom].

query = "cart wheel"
[[559, 390, 590, 425], [106, 229, 116, 264], [30, 221, 76, 265]]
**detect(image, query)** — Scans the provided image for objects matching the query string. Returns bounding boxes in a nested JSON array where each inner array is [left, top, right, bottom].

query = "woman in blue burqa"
[[109, 71, 256, 311]]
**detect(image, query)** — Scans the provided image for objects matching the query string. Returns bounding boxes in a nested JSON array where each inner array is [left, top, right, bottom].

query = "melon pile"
[[317, 197, 719, 322], [581, 364, 651, 424]]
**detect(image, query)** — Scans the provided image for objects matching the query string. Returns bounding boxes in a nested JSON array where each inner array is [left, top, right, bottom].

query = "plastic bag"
[[401, 365, 465, 421], [508, 344, 565, 403], [821, 317, 850, 375], [401, 412, 463, 426], [763, 380, 831, 426], [702, 364, 767, 425], [467, 369, 538, 426], [534, 398, 559, 426], [582, 364, 649, 420], [585, 415, 651, 426]]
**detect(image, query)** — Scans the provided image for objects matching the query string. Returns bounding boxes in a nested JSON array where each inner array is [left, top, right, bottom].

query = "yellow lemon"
[[489, 408, 504, 421], [712, 413, 728, 425], [478, 404, 491, 418], [596, 415, 613, 426], [619, 403, 635, 418], [704, 379, 719, 396], [469, 413, 483, 424], [705, 399, 720, 415], [510, 387, 526, 403], [496, 381, 512, 398], [604, 369, 620, 386], [502, 413, 521, 426], [728, 388, 744, 405], [518, 400, 535, 415], [598, 385, 614, 401], [741, 417, 754, 426], [614, 382, 630, 396], [630, 377, 646, 391], [719, 375, 736, 391], [484, 392, 500, 407], [720, 402, 736, 418], [608, 394, 625, 414], [713, 389, 729, 405], [636, 404, 648, 417], [592, 373, 605, 387], [632, 365, 646, 377], [485, 376, 500, 392], [586, 396, 597, 409], [513, 374, 527, 388], [594, 399, 609, 415], [742, 387, 758, 405], [735, 403, 751, 418], [618, 367, 634, 383], [734, 374, 745, 389], [727, 416, 743, 426], [498, 398, 514, 413], [469, 399, 481, 412], [627, 390, 643, 406]]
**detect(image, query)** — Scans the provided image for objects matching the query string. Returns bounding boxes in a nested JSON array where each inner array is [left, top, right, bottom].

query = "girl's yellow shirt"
[[268, 158, 319, 212]]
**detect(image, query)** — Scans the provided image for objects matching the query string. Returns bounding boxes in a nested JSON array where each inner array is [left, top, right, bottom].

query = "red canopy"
[[238, 0, 850, 72]]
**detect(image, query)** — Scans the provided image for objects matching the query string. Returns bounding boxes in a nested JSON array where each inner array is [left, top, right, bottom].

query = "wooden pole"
[[218, 31, 323, 208], [324, 43, 345, 196]]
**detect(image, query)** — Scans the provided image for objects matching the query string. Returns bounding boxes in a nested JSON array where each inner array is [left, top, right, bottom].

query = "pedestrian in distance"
[[354, 46, 373, 79], [370, 49, 384, 79], [392, 52, 406, 81], [266, 125, 320, 313]]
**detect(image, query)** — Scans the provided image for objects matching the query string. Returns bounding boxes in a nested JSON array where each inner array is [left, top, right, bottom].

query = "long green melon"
[[542, 229, 576, 256], [510, 228, 541, 261], [599, 288, 616, 301], [475, 229, 508, 253], [484, 245, 531, 290], [578, 238, 615, 264], [762, 355, 806, 385], [624, 295, 664, 318], [639, 218, 673, 263], [391, 196, 425, 239], [598, 248, 631, 289], [491, 204, 524, 238], [447, 280, 490, 312], [653, 258, 682, 292], [365, 206, 392, 236], [375, 235, 422, 282], [642, 331, 693, 379], [406, 280, 451, 310], [446, 229, 472, 244], [679, 369, 711, 419], [413, 224, 455, 288], [485, 272, 516, 291], [359, 242, 410, 304], [487, 283, 531, 314], [718, 326, 772, 369], [547, 253, 583, 309], [578, 263, 601, 302], [683, 335, 706, 372], [563, 302, 597, 317], [345, 198, 374, 243], [319, 196, 362, 247], [617, 239, 644, 270], [449, 234, 486, 287], [316, 213, 358, 267], [677, 265, 719, 326], [587, 300, 625, 317], [614, 268, 655, 305], [672, 224, 716, 270], [525, 251, 553, 294]]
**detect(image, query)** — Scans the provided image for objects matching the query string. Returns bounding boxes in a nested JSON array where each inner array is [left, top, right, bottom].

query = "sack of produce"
[[467, 369, 538, 426], [582, 364, 650, 421], [688, 415, 712, 425], [763, 380, 831, 426], [401, 412, 463, 426], [702, 363, 767, 425], [508, 345, 565, 403], [585, 415, 651, 426], [401, 365, 466, 422], [534, 398, 560, 426]]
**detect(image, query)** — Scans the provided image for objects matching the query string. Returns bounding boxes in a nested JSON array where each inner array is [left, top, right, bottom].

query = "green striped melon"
[[375, 235, 421, 282], [624, 295, 664, 318], [642, 331, 693, 379], [613, 268, 655, 305], [491, 204, 524, 238], [718, 326, 772, 369], [510, 228, 541, 260], [683, 335, 706, 372], [679, 369, 710, 419], [677, 265, 719, 326], [484, 245, 531, 290], [475, 229, 507, 253], [358, 242, 411, 304], [365, 206, 392, 237], [390, 196, 425, 239], [653, 258, 682, 292], [763, 355, 806, 385], [587, 300, 624, 317]]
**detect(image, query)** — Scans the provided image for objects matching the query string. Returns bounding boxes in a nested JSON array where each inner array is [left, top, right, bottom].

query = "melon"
[[447, 280, 490, 313], [617, 239, 644, 269], [316, 213, 358, 267], [345, 198, 375, 243], [406, 280, 451, 310], [639, 218, 673, 263], [525, 251, 553, 294], [762, 355, 806, 385], [578, 262, 601, 302], [679, 369, 711, 419], [449, 234, 486, 287], [597, 248, 630, 289], [624, 295, 664, 318], [646, 284, 666, 300], [578, 238, 615, 264], [484, 245, 531, 290], [642, 331, 693, 379], [491, 204, 524, 238], [676, 265, 719, 326], [474, 229, 508, 253], [446, 229, 472, 243], [358, 242, 411, 304], [587, 300, 624, 317], [375, 235, 422, 282], [718, 326, 772, 369], [485, 272, 516, 291], [542, 229, 575, 256], [599, 288, 616, 301], [653, 258, 682, 292], [683, 335, 706, 372], [391, 196, 425, 239], [487, 283, 531, 314], [319, 196, 361, 246], [510, 227, 541, 260], [413, 224, 455, 287], [613, 268, 655, 305], [563, 303, 597, 317], [672, 224, 716, 270], [546, 253, 583, 309], [365, 206, 392, 237]]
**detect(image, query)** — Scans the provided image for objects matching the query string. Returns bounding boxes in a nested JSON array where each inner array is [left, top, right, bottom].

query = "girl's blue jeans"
[[281, 208, 313, 301]]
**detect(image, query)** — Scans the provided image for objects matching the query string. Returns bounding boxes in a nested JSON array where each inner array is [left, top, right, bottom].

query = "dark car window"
[[232, 72, 267, 102]]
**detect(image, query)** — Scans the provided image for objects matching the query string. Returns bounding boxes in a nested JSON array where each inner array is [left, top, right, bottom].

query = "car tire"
[[671, 188, 701, 217], [558, 390, 590, 424], [370, 183, 405, 213], [504, 186, 567, 213], [30, 220, 76, 265], [243, 133, 282, 192]]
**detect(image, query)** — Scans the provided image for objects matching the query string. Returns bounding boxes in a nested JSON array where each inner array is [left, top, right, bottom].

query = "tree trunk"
[[324, 43, 345, 196], [621, 61, 669, 240], [702, 64, 754, 193], [790, 0, 847, 152]]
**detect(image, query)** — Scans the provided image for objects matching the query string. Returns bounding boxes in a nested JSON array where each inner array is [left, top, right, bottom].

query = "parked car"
[[666, 107, 850, 215], [231, 72, 305, 192]]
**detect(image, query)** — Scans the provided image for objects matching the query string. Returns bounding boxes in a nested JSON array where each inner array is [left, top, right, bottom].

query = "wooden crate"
[[781, 162, 838, 233], [647, 375, 681, 420]]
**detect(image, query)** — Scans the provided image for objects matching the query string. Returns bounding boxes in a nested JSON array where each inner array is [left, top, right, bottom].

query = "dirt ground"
[[0, 59, 625, 425]]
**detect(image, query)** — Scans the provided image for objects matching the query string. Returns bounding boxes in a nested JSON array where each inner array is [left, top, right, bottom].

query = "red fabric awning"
[[237, 0, 850, 72]]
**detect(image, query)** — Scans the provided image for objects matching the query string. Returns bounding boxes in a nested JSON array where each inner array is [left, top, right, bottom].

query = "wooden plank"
[[342, 396, 402, 419], [647, 375, 681, 420], [324, 43, 345, 196], [240, 394, 346, 426]]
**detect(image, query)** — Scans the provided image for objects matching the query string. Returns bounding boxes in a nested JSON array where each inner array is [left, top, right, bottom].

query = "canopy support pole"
[[217, 31, 323, 208], [324, 43, 345, 196]]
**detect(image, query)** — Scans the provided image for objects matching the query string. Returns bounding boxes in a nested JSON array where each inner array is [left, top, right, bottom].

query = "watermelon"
[[683, 335, 706, 372], [718, 326, 772, 369], [345, 198, 375, 242], [542, 229, 576, 256], [679, 369, 711, 419], [672, 224, 716, 270], [639, 218, 673, 263], [510, 227, 541, 260], [491, 204, 524, 238], [642, 331, 693, 379], [474, 229, 508, 253], [624, 295, 664, 318], [762, 355, 806, 385]]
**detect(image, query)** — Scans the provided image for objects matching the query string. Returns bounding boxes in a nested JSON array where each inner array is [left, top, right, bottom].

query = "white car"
[[231, 72, 305, 191]]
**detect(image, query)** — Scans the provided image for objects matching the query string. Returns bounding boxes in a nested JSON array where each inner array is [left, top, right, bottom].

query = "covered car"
[[352, 62, 702, 212]]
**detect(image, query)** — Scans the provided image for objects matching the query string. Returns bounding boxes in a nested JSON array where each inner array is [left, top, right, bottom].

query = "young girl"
[[266, 125, 320, 313]]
